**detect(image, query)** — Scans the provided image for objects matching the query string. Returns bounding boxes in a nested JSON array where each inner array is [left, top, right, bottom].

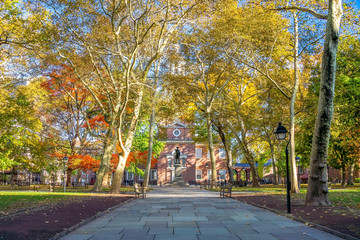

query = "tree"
[[328, 34, 360, 186], [43, 65, 94, 186], [34, 0, 204, 194], [0, 80, 44, 187], [165, 37, 233, 188], [257, 85, 288, 185], [212, 1, 291, 187], [305, 0, 343, 206], [212, 117, 234, 184], [262, 0, 345, 205]]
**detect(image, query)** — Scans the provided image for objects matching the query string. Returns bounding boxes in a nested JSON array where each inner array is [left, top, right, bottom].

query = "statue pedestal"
[[168, 164, 189, 188]]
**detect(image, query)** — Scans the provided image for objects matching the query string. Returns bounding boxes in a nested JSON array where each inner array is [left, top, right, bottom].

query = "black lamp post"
[[275, 122, 291, 214], [63, 155, 69, 192]]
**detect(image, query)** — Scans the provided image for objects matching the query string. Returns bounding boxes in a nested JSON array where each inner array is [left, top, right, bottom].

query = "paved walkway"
[[60, 187, 344, 240]]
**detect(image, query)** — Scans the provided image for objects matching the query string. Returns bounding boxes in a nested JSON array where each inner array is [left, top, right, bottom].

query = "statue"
[[174, 147, 181, 164]]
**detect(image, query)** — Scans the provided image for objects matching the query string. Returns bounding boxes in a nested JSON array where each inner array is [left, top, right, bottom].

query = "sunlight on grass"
[[0, 191, 95, 214], [0, 186, 137, 214], [228, 184, 360, 210], [328, 189, 360, 209]]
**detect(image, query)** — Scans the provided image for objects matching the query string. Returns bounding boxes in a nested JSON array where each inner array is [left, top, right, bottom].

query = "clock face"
[[173, 129, 181, 137]]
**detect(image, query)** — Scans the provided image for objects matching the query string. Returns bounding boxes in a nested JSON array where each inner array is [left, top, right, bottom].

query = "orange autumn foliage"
[[50, 149, 157, 174], [68, 154, 100, 172], [82, 115, 109, 129], [125, 150, 157, 168]]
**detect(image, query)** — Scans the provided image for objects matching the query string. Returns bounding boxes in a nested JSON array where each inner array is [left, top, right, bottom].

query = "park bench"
[[17, 181, 30, 186], [200, 182, 207, 189], [33, 185, 39, 192], [134, 183, 146, 199], [72, 182, 89, 189], [220, 184, 232, 198]]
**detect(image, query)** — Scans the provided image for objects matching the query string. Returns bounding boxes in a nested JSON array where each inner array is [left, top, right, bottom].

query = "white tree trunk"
[[143, 106, 155, 188], [306, 0, 343, 206], [206, 110, 217, 188], [110, 88, 144, 194], [93, 135, 117, 192], [290, 12, 300, 194]]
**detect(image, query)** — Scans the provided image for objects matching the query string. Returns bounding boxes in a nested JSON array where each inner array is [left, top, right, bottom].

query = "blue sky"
[[356, 0, 360, 8]]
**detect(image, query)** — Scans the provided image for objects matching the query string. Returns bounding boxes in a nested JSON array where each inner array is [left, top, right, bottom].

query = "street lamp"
[[63, 155, 69, 192], [296, 156, 301, 190], [274, 122, 291, 214]]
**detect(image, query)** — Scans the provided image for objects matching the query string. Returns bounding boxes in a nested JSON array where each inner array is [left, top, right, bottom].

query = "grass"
[[327, 188, 360, 209], [0, 191, 90, 214], [226, 184, 360, 210], [0, 185, 138, 215], [208, 183, 360, 210], [0, 184, 138, 193]]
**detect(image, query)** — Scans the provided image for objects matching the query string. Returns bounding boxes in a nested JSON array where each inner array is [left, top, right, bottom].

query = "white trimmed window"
[[207, 150, 210, 159], [219, 169, 226, 180], [150, 169, 158, 180], [196, 170, 202, 180], [127, 171, 134, 180], [207, 169, 212, 180], [168, 158, 173, 167], [196, 148, 202, 159], [138, 171, 144, 180], [219, 148, 226, 159]]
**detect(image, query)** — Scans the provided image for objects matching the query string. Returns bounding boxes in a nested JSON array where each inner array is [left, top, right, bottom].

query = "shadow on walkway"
[[60, 187, 343, 240]]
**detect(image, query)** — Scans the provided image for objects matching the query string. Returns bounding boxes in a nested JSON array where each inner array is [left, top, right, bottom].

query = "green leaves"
[[132, 122, 165, 157], [0, 80, 44, 171]]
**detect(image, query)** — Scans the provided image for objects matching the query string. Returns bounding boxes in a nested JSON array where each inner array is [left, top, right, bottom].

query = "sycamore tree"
[[33, 0, 205, 193], [219, 0, 327, 193], [223, 67, 264, 188], [328, 33, 360, 186], [257, 84, 288, 185], [271, 0, 327, 194], [298, 0, 342, 206], [209, 1, 290, 187], [164, 7, 236, 188]]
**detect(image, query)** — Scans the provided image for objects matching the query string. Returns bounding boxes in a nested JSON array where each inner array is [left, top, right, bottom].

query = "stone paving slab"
[[59, 187, 345, 240]]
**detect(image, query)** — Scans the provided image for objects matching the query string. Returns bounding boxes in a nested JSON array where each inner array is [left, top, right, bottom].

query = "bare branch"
[[272, 6, 327, 19]]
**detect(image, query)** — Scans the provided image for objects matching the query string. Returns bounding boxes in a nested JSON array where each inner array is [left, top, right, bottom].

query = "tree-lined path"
[[59, 187, 342, 240]]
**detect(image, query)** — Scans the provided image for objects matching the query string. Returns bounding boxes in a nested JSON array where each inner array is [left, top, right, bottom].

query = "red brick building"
[[156, 122, 230, 185]]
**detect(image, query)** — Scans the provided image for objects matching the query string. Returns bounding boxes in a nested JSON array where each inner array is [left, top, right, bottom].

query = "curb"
[[49, 197, 135, 240], [233, 197, 359, 240]]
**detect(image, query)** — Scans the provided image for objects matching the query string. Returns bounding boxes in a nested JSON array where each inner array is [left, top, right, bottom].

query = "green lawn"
[[0, 184, 137, 192], [325, 188, 360, 209], [226, 184, 360, 210], [208, 183, 360, 210], [0, 185, 137, 214], [0, 191, 89, 214]]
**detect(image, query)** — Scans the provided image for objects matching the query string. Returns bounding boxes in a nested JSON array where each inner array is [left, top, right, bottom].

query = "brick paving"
[[59, 187, 344, 240]]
